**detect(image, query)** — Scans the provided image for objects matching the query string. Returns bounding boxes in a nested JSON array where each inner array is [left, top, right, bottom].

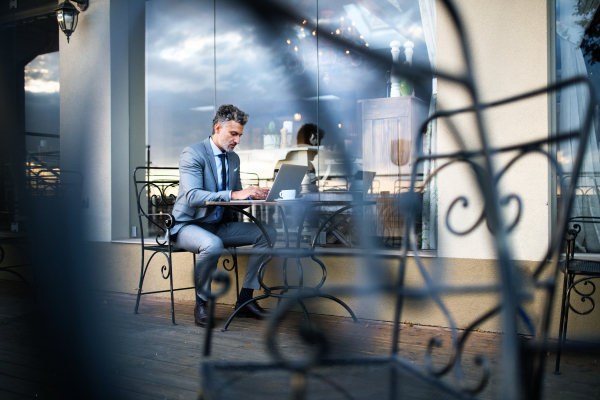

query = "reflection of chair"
[[554, 216, 600, 374], [240, 171, 260, 188], [133, 167, 240, 324], [0, 236, 32, 285]]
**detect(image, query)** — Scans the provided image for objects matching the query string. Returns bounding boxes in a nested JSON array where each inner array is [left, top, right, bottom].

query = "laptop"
[[349, 171, 376, 193], [235, 163, 307, 202]]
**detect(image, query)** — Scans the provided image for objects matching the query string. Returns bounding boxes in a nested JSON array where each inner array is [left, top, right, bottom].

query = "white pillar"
[[403, 40, 414, 65], [390, 40, 401, 97]]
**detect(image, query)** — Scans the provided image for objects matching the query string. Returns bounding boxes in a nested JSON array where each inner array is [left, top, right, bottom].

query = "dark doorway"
[[0, 2, 59, 232]]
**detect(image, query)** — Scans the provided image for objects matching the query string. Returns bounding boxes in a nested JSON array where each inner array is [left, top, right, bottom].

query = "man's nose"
[[233, 136, 240, 144]]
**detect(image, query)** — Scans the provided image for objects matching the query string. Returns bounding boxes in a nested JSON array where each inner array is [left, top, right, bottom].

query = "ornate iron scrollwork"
[[567, 276, 599, 315]]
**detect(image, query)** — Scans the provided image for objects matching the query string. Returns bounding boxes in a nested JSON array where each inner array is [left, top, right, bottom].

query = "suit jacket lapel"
[[201, 137, 219, 188]]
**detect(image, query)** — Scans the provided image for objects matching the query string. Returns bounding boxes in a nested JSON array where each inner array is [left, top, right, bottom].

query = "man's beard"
[[217, 136, 235, 153]]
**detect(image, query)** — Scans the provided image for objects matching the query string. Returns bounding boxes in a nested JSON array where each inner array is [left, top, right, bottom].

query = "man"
[[170, 104, 277, 327]]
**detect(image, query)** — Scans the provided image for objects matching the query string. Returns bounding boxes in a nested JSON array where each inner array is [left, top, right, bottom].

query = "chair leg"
[[554, 272, 572, 374], [233, 249, 240, 302], [169, 256, 176, 325], [134, 250, 145, 314], [204, 298, 217, 357], [222, 294, 270, 332]]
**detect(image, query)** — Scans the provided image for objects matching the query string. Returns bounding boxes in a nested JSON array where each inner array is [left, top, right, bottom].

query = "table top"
[[203, 200, 280, 206], [203, 200, 376, 206]]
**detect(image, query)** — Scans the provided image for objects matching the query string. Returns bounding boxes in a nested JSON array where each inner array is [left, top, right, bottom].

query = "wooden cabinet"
[[359, 96, 427, 245], [359, 96, 428, 183]]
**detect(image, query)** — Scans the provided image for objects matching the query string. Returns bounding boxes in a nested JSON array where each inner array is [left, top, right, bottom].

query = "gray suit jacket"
[[171, 136, 243, 235]]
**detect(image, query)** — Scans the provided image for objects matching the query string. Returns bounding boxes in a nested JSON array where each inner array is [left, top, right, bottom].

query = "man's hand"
[[231, 187, 270, 200]]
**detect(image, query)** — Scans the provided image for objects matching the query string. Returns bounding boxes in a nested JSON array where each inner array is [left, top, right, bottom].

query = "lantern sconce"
[[56, 0, 89, 43]]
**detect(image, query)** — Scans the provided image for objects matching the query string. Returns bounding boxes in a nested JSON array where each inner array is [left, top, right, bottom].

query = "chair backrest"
[[564, 216, 600, 256], [133, 167, 180, 246], [240, 171, 260, 188]]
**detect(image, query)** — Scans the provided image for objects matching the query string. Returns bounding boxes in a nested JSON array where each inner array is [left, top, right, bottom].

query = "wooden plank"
[[111, 387, 164, 400], [107, 372, 198, 399], [0, 373, 59, 399], [360, 97, 412, 120], [0, 387, 37, 400], [107, 359, 201, 392], [2, 280, 600, 400], [0, 348, 54, 372], [0, 360, 59, 387]]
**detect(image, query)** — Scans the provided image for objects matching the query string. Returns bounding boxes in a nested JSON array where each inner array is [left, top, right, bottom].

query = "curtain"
[[419, 0, 437, 249], [558, 0, 600, 252]]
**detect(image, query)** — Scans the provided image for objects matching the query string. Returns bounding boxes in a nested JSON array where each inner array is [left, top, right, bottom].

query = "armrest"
[[145, 213, 177, 230]]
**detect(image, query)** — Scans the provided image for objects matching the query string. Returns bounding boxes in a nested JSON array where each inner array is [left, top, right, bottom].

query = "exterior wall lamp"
[[56, 0, 89, 43]]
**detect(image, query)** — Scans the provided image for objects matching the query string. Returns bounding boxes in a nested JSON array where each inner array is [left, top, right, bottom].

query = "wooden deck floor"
[[0, 279, 598, 399]]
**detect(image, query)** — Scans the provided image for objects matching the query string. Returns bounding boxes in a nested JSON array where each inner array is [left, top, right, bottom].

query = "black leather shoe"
[[194, 302, 214, 328], [235, 301, 269, 320]]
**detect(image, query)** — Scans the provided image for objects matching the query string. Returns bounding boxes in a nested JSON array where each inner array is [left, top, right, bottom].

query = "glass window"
[[145, 0, 435, 249], [24, 51, 60, 167], [556, 0, 600, 253]]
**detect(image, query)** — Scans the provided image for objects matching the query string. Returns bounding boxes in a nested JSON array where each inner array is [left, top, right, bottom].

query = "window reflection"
[[146, 0, 215, 168], [24, 52, 60, 168], [146, 0, 434, 248], [556, 0, 600, 253]]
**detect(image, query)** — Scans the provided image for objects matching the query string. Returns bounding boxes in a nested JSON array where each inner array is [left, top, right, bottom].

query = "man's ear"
[[214, 124, 221, 135]]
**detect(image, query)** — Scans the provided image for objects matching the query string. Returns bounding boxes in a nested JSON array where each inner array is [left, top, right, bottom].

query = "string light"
[[300, 27, 304, 31], [336, 29, 340, 34], [340, 16, 344, 21], [352, 21, 356, 26], [360, 35, 364, 39], [294, 114, 302, 121], [365, 43, 369, 47], [287, 39, 291, 44], [346, 50, 350, 54], [294, 46, 298, 51], [312, 31, 316, 36], [303, 20, 306, 24], [348, 27, 351, 32], [338, 124, 342, 128], [319, 51, 322, 55]]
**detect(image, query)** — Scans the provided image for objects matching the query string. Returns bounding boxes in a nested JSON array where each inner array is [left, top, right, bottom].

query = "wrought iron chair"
[[133, 166, 241, 325], [0, 235, 32, 285], [196, 0, 594, 398], [554, 216, 600, 374]]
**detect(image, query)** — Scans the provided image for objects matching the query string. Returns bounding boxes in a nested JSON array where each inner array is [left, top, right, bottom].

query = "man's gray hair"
[[212, 104, 249, 134]]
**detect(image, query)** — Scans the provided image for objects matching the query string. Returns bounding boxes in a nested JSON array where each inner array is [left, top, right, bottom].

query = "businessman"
[[170, 104, 277, 327]]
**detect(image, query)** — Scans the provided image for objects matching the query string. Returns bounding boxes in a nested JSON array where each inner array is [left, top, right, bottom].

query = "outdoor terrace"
[[1, 279, 598, 399]]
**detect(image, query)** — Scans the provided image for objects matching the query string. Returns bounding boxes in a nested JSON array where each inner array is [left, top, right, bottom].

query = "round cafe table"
[[202, 199, 376, 331]]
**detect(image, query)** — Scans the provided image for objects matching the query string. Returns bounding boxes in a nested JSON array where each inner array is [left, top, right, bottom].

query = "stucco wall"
[[88, 241, 598, 341], [60, 0, 112, 241], [437, 0, 551, 262], [59, 0, 145, 242]]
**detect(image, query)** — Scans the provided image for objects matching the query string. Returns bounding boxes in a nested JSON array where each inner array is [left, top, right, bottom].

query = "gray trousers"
[[172, 222, 277, 300]]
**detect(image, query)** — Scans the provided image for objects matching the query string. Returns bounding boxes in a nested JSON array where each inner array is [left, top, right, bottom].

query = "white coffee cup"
[[279, 189, 296, 200]]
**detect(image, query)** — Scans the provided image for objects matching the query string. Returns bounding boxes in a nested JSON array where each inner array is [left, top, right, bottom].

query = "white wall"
[[60, 0, 145, 241], [60, 0, 112, 241], [437, 0, 550, 262]]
